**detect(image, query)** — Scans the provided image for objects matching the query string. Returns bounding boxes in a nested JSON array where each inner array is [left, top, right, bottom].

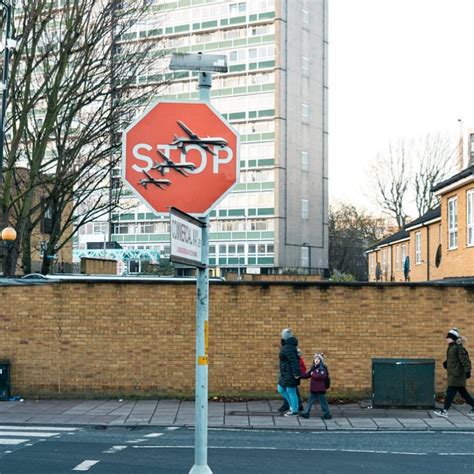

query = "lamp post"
[[1, 225, 16, 276], [0, 0, 13, 188]]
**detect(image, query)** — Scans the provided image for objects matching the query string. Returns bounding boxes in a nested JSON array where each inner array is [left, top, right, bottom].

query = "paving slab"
[[372, 418, 403, 428]]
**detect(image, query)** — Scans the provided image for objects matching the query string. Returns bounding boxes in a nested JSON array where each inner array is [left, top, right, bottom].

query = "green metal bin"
[[372, 358, 435, 408], [0, 361, 10, 401]]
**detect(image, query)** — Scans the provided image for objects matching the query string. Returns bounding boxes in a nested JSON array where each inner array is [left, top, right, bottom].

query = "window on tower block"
[[301, 199, 309, 220]]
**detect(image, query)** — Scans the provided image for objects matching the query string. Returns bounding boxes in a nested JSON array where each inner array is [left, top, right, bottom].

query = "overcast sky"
[[328, 0, 474, 212]]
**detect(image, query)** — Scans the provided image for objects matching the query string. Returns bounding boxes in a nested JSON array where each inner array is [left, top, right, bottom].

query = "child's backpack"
[[299, 356, 307, 374], [324, 367, 331, 390]]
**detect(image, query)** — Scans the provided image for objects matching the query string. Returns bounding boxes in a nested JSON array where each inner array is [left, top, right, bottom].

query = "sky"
[[328, 0, 474, 212]]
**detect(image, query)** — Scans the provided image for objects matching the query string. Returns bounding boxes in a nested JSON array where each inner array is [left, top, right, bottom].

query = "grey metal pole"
[[189, 71, 212, 474], [0, 1, 12, 188]]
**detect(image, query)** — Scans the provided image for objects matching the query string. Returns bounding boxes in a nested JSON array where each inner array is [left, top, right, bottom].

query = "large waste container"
[[372, 358, 435, 408], [0, 361, 10, 401]]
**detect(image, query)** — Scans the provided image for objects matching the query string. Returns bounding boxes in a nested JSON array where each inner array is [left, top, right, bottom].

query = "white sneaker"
[[468, 408, 474, 416], [433, 409, 448, 418], [284, 411, 299, 417]]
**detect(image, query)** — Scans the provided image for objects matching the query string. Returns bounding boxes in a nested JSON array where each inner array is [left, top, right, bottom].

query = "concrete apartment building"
[[75, 0, 329, 276]]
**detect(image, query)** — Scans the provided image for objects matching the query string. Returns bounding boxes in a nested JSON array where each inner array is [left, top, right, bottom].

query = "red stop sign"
[[122, 100, 239, 215]]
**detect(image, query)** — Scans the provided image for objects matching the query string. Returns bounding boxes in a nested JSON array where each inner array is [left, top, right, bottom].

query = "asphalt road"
[[0, 425, 473, 473]]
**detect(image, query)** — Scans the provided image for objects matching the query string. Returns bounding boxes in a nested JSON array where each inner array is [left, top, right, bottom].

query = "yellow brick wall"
[[1, 281, 473, 398]]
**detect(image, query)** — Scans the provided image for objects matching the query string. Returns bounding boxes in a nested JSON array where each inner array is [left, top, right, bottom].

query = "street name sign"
[[170, 207, 204, 268]]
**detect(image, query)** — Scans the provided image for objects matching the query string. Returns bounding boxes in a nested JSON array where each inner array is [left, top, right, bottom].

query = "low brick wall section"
[[0, 280, 473, 397], [80, 257, 117, 275]]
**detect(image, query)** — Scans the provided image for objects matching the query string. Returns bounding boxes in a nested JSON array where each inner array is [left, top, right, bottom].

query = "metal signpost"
[[122, 53, 238, 474]]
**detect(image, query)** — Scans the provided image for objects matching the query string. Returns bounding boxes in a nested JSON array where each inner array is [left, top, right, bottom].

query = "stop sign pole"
[[169, 53, 226, 474], [192, 74, 212, 474]]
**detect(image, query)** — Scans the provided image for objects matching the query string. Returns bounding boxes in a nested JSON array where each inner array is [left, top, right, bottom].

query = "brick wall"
[[80, 257, 117, 275], [0, 281, 473, 398]]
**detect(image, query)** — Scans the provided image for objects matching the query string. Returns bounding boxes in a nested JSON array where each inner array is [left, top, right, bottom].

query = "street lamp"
[[0, 0, 13, 187], [1, 225, 16, 276]]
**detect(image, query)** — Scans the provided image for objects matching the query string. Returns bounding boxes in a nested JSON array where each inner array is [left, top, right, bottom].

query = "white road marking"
[[144, 433, 164, 438], [166, 427, 179, 431], [0, 438, 30, 445], [439, 453, 474, 456], [0, 426, 80, 431], [132, 445, 474, 456], [103, 445, 127, 454], [126, 439, 146, 443], [388, 452, 426, 456], [441, 431, 474, 435], [0, 431, 61, 438], [72, 460, 100, 471]]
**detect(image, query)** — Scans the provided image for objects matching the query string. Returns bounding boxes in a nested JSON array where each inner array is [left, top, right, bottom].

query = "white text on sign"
[[131, 144, 233, 174]]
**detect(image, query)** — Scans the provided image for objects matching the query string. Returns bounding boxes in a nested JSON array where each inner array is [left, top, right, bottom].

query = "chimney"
[[456, 119, 464, 171], [469, 129, 474, 167]]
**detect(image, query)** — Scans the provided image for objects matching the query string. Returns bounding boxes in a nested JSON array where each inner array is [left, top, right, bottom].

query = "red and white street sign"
[[122, 100, 239, 215]]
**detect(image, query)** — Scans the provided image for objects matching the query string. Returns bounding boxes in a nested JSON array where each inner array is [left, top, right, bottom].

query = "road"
[[0, 425, 473, 473]]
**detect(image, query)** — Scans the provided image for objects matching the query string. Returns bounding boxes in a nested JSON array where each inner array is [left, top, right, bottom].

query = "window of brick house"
[[415, 232, 422, 264], [395, 245, 400, 271], [448, 196, 458, 249], [468, 189, 474, 246]]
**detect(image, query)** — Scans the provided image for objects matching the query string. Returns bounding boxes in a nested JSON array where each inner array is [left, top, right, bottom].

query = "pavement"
[[0, 399, 473, 431]]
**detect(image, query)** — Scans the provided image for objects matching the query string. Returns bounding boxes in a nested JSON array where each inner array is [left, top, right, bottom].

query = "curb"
[[0, 421, 473, 433]]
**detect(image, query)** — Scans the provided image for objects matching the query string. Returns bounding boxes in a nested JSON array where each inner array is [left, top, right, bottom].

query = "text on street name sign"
[[170, 208, 205, 268]]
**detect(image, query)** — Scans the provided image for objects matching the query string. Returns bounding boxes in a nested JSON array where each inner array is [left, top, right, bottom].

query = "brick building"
[[367, 164, 474, 282]]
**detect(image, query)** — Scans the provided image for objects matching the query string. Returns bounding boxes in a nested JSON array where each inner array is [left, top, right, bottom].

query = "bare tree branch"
[[1, 0, 167, 275]]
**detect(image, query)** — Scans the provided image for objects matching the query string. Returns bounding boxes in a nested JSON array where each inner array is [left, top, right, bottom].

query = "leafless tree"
[[413, 132, 455, 216], [1, 0, 167, 275], [368, 141, 411, 230], [368, 133, 455, 230]]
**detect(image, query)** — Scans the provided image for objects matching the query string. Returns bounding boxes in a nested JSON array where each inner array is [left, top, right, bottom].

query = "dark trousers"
[[444, 386, 474, 411], [303, 392, 330, 417]]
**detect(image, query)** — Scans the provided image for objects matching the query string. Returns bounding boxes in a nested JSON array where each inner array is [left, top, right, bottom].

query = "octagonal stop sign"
[[122, 100, 239, 215]]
